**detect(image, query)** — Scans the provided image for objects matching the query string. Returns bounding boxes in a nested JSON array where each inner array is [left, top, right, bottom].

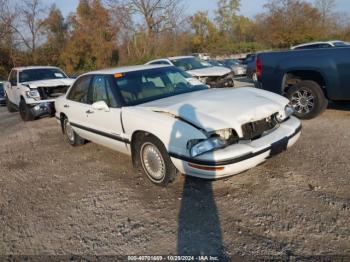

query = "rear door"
[[85, 75, 129, 154], [64, 75, 94, 140]]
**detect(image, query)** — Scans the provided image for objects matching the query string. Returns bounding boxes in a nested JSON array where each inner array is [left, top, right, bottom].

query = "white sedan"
[[55, 65, 301, 186]]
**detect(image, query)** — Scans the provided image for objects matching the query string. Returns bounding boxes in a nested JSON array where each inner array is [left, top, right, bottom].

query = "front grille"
[[37, 85, 69, 99], [207, 73, 234, 88], [241, 113, 279, 140]]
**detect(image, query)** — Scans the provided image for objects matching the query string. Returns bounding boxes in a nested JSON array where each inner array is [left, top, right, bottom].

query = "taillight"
[[256, 57, 262, 78]]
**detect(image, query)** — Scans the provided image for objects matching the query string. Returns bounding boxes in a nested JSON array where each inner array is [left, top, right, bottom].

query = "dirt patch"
[[0, 100, 349, 257]]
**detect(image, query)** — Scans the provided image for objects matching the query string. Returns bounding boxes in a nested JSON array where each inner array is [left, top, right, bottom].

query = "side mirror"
[[92, 100, 110, 112], [10, 80, 17, 86]]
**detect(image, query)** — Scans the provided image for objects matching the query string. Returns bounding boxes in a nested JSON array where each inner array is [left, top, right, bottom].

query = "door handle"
[[64, 104, 69, 108], [86, 109, 94, 114]]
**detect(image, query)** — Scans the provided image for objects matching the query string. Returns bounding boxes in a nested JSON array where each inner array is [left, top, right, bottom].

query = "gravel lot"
[[0, 81, 350, 259]]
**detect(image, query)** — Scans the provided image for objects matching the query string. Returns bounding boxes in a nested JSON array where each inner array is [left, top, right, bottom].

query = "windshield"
[[114, 67, 208, 106], [171, 57, 211, 71], [333, 41, 349, 47], [208, 60, 224, 66], [19, 68, 67, 83], [223, 59, 241, 66]]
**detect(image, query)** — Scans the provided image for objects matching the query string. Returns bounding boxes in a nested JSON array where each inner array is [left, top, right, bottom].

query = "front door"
[[85, 75, 129, 154]]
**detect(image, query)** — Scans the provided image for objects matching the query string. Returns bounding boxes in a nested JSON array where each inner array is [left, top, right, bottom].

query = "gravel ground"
[[0, 82, 350, 259]]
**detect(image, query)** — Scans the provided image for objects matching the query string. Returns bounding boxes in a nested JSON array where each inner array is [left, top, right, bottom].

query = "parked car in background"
[[4, 66, 74, 121], [191, 53, 210, 60], [207, 59, 225, 67], [55, 64, 301, 186], [256, 47, 350, 119], [243, 54, 257, 81], [0, 81, 5, 106], [220, 58, 247, 76], [291, 40, 349, 50], [146, 56, 234, 88]]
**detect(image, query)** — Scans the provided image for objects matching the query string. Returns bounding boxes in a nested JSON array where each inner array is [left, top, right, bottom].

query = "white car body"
[[4, 66, 74, 119], [55, 65, 301, 183], [146, 56, 233, 88], [291, 40, 349, 50]]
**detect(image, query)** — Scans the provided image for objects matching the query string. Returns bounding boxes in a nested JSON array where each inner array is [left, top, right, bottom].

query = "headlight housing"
[[25, 89, 40, 99], [277, 105, 294, 122], [188, 128, 239, 157], [189, 137, 226, 158]]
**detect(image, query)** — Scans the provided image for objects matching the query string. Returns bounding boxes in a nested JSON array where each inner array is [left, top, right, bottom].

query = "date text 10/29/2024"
[[127, 255, 220, 261]]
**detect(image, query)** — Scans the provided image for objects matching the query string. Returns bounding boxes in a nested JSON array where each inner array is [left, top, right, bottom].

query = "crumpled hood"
[[22, 78, 75, 89], [187, 66, 231, 77], [140, 87, 289, 137]]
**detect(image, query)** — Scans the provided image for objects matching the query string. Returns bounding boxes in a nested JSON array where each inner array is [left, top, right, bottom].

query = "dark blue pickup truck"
[[256, 47, 350, 119]]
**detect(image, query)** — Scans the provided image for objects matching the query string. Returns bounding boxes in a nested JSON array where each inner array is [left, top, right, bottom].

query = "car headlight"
[[197, 76, 208, 84], [188, 128, 239, 157], [277, 105, 294, 122], [189, 137, 226, 158], [26, 89, 40, 99]]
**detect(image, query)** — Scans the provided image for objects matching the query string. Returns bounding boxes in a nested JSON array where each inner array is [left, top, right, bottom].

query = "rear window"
[[19, 68, 67, 83], [333, 41, 349, 47]]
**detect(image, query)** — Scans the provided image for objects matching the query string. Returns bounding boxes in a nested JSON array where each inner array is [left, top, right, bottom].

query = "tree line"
[[0, 0, 349, 77]]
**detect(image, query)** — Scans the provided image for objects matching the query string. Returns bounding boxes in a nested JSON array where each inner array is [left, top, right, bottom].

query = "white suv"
[[4, 66, 74, 121]]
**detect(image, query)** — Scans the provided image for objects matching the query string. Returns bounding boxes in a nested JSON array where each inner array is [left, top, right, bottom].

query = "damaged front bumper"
[[28, 100, 55, 118], [170, 116, 301, 179]]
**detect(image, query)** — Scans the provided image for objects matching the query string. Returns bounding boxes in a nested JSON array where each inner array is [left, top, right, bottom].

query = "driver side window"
[[90, 75, 118, 108]]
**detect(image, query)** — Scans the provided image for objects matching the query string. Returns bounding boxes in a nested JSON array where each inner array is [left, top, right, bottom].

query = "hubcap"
[[141, 142, 165, 181], [290, 88, 315, 114], [65, 121, 74, 142]]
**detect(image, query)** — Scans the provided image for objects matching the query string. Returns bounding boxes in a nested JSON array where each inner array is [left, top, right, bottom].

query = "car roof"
[[167, 56, 195, 60], [12, 66, 61, 71], [291, 40, 345, 49], [84, 64, 172, 75]]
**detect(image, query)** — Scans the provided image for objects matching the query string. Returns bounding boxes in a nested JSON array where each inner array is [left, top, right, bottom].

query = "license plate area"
[[270, 137, 289, 156]]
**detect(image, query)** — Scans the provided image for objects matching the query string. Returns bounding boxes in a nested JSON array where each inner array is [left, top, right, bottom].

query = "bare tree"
[[128, 0, 184, 35], [19, 0, 46, 54], [314, 0, 336, 27]]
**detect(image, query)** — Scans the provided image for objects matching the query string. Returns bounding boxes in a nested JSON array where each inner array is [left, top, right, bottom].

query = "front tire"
[[138, 136, 178, 187], [63, 117, 85, 146], [286, 80, 328, 119], [19, 99, 34, 121]]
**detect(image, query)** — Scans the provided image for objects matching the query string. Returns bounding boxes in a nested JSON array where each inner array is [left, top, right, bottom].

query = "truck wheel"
[[287, 80, 328, 119], [5, 96, 17, 113], [138, 135, 178, 187], [19, 99, 34, 121], [63, 117, 85, 146]]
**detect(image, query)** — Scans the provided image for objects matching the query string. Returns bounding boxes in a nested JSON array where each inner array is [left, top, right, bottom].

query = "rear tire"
[[137, 135, 178, 187], [63, 117, 85, 146], [19, 99, 34, 121], [286, 80, 328, 119], [6, 96, 17, 113]]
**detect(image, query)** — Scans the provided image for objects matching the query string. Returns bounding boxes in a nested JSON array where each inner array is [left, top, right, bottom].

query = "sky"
[[41, 0, 350, 18]]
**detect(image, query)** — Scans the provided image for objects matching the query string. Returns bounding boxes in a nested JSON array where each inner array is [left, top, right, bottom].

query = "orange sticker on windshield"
[[114, 73, 124, 78]]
